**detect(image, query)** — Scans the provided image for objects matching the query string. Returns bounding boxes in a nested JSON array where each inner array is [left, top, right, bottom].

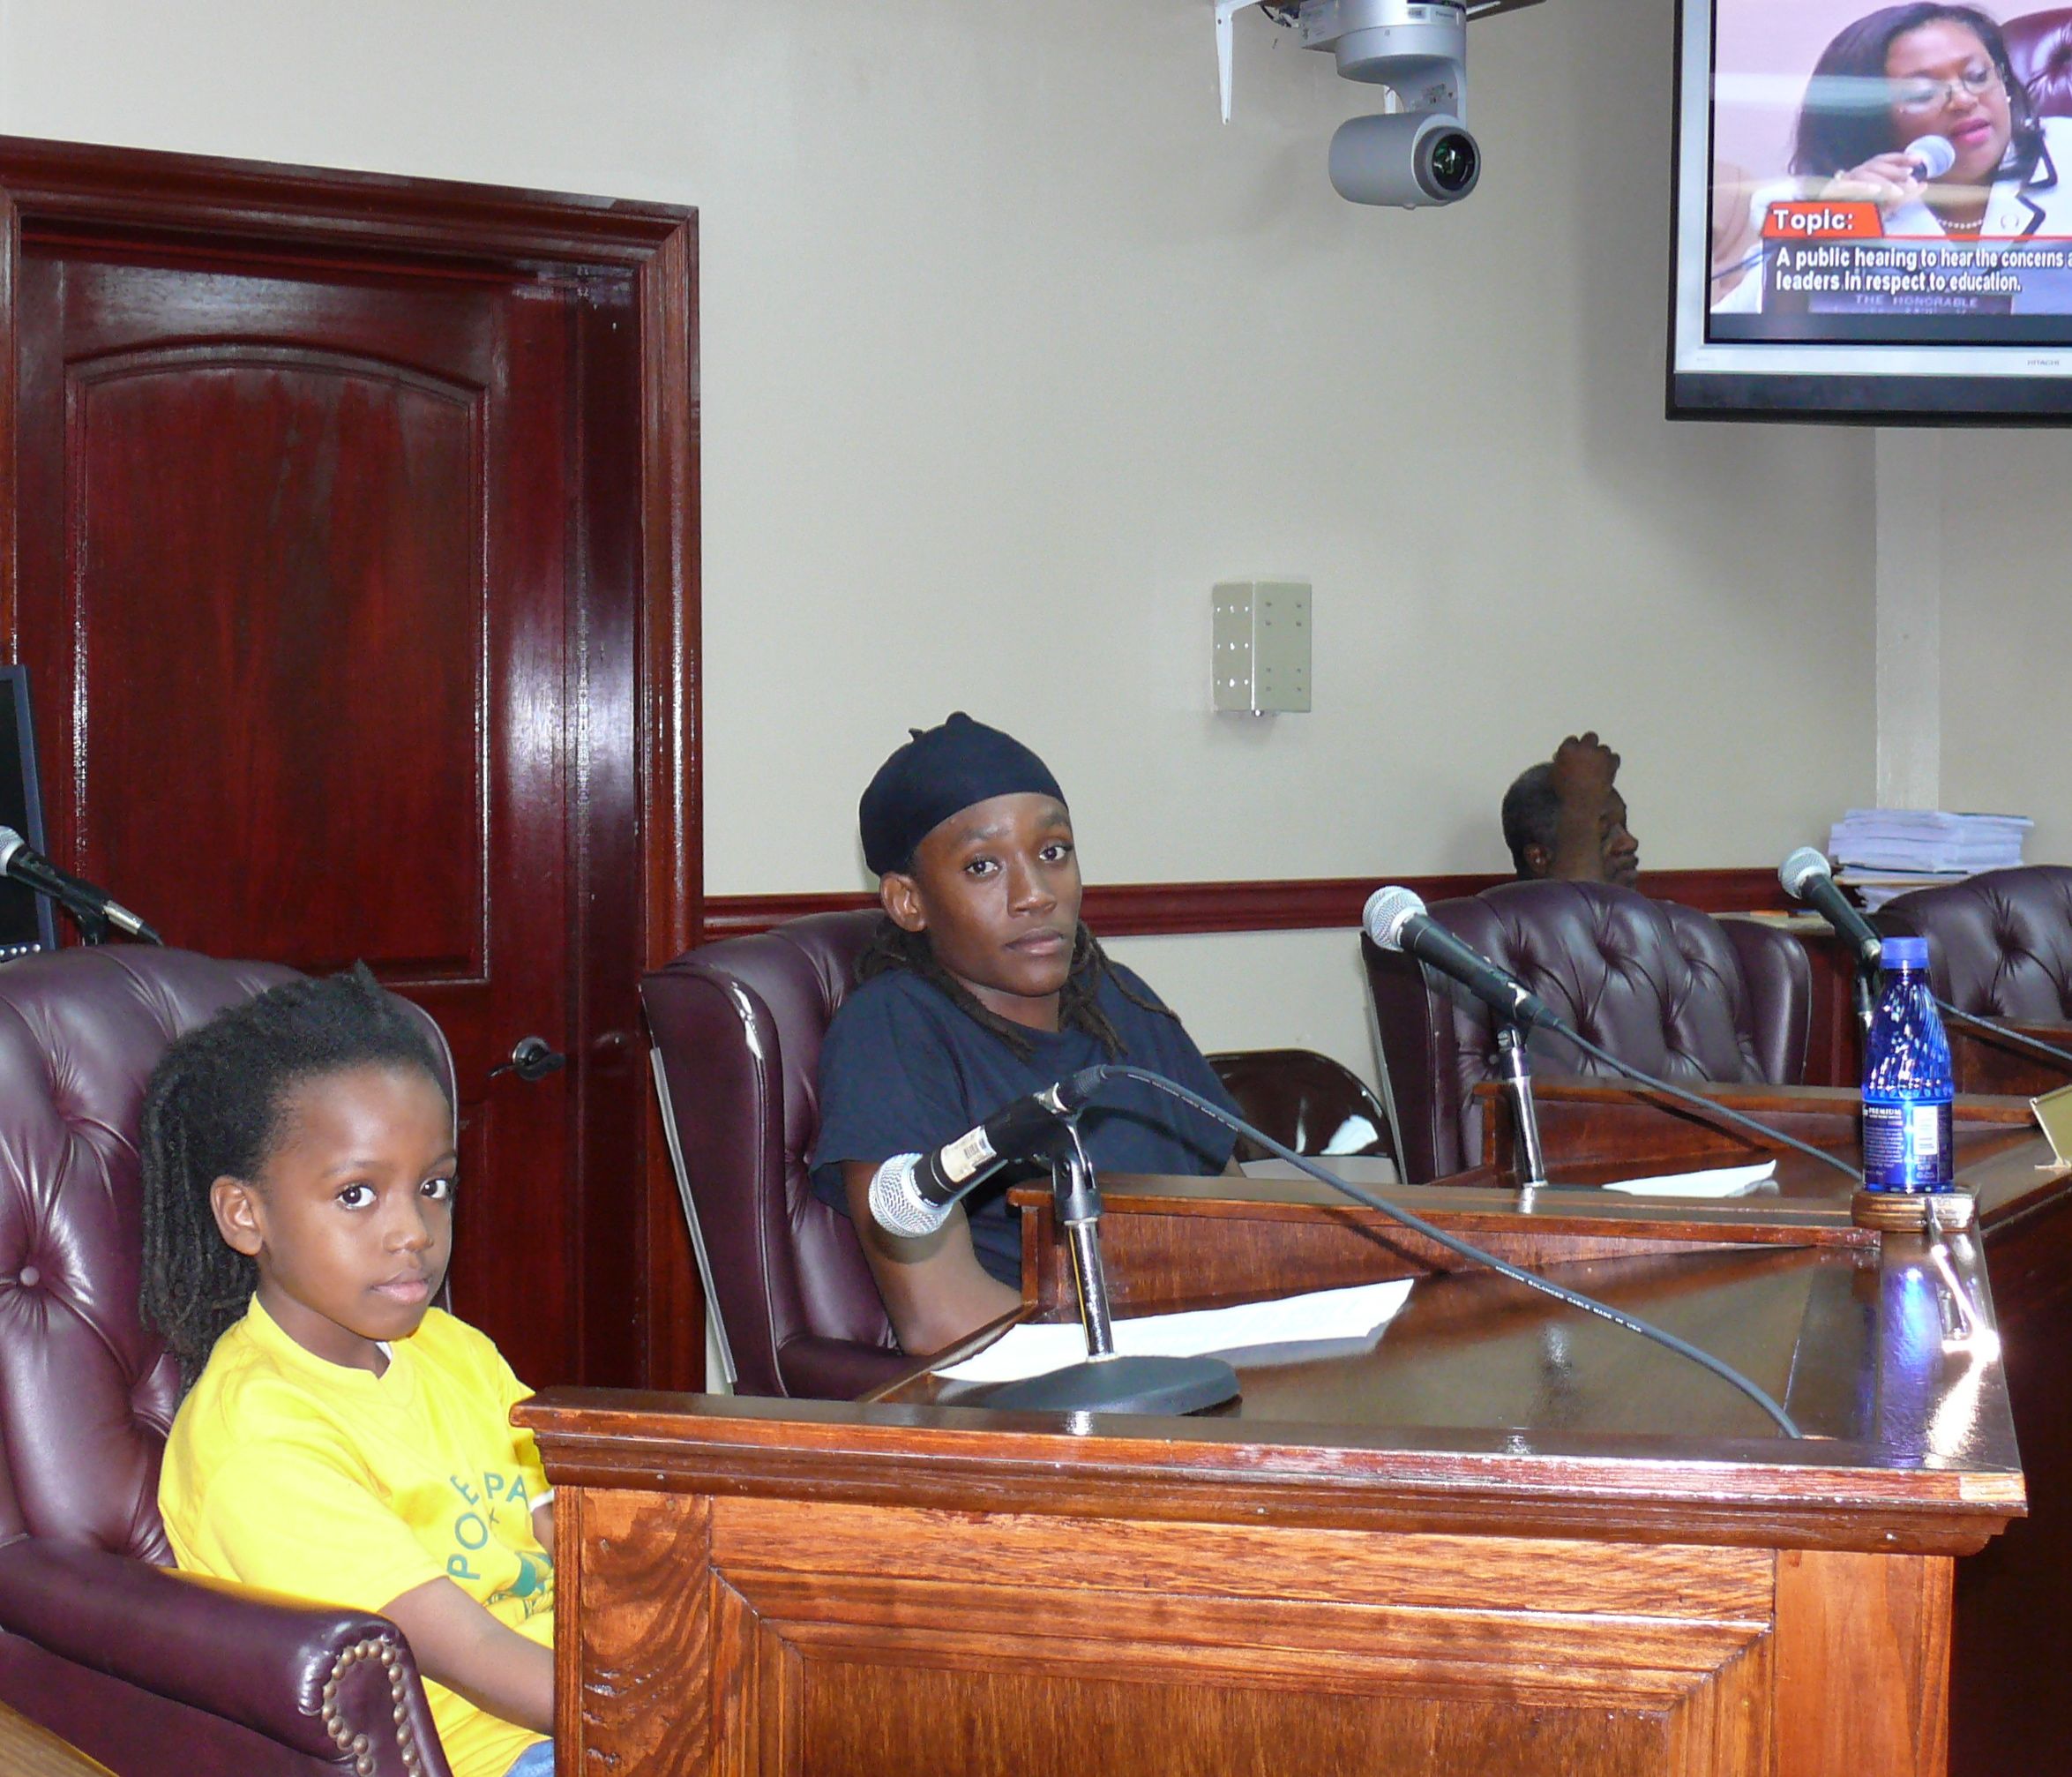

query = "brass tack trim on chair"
[[320, 1635, 426, 1777]]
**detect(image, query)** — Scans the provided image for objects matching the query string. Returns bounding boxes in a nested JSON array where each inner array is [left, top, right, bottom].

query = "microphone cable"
[[1551, 1029, 1865, 1187], [1931, 997, 2072, 1069], [1083, 1062, 1804, 1439]]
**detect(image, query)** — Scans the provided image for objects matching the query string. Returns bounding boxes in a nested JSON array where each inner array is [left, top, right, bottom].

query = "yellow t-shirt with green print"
[[160, 1296, 553, 1777]]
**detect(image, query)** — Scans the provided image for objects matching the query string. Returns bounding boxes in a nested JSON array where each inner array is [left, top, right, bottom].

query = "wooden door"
[[0, 140, 703, 1390]]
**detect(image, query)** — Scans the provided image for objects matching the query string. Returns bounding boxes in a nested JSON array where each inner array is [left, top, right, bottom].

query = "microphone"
[[1904, 133, 1957, 182], [1365, 882, 1866, 1185], [0, 828, 161, 943], [1362, 886, 1569, 1034], [1779, 848, 1881, 968], [868, 1066, 1110, 1238]]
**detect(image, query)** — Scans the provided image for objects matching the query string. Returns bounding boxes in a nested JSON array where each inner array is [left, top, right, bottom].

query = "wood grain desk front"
[[519, 1131, 2027, 1777]]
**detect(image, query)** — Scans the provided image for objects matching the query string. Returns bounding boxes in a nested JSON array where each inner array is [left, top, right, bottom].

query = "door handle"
[[490, 1035, 566, 1084]]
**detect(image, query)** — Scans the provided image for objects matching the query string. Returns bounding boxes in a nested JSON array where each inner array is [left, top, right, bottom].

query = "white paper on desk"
[[934, 1278, 1416, 1386], [1598, 1160, 1777, 1198]]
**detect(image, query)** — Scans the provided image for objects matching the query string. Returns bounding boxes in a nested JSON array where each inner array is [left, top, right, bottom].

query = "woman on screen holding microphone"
[[1715, 4, 2070, 308], [1795, 4, 2062, 236]]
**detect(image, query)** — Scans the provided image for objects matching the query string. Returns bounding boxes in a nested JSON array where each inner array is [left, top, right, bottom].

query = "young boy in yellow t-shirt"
[[146, 968, 555, 1777]]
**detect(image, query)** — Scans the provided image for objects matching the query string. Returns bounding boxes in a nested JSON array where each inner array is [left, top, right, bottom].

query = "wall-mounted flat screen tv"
[[1671, 0, 2072, 420]]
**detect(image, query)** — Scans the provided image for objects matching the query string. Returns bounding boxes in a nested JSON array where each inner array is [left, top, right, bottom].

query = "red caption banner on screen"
[[1762, 200, 1883, 241]]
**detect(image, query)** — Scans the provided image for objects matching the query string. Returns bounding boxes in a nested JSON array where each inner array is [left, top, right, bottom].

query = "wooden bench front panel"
[[556, 1485, 1949, 1777]]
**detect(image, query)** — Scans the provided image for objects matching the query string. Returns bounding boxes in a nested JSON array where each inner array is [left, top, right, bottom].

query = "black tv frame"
[[1666, 0, 2072, 424], [0, 666, 60, 959]]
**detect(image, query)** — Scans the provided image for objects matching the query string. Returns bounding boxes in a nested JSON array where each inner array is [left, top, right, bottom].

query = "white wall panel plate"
[[1214, 580, 1311, 714]]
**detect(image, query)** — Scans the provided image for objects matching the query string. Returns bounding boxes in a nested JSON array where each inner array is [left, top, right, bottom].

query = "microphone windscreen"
[[865, 1153, 942, 1238], [1363, 885, 1426, 951], [1779, 847, 1833, 896], [1904, 133, 1957, 180]]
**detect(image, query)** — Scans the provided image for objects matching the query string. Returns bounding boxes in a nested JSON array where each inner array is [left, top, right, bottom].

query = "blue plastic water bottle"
[[1861, 935, 1955, 1192]]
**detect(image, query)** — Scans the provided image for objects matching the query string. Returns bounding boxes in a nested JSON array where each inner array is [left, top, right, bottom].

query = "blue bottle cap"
[[1881, 935, 1928, 969]]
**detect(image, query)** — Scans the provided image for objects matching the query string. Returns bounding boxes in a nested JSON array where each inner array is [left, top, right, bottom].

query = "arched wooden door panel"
[[0, 139, 701, 1390]]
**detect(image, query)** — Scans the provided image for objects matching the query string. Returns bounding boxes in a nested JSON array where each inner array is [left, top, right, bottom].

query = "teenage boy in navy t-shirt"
[[811, 714, 1238, 1354]]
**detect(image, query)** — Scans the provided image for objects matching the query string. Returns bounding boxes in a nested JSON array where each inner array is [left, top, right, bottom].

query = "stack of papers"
[[1829, 810, 2031, 909], [1829, 809, 2031, 874]]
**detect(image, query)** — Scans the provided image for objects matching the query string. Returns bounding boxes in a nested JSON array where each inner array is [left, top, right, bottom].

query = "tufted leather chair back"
[[642, 911, 904, 1400], [1875, 866, 2072, 1023], [1365, 881, 1811, 1181], [0, 947, 455, 1556], [0, 948, 297, 1556], [2008, 10, 2072, 117]]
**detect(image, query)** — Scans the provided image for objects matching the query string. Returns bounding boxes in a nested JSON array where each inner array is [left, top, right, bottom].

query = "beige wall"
[[0, 0, 1879, 1084], [1938, 433, 2072, 866]]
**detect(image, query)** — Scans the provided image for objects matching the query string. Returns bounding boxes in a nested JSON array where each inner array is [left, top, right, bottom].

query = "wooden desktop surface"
[[520, 1109, 2032, 1776]]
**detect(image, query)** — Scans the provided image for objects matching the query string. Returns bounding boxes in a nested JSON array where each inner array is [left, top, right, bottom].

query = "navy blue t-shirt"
[[810, 964, 1239, 1286]]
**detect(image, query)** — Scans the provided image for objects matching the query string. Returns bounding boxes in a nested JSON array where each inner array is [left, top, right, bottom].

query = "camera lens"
[[1425, 131, 1479, 196]]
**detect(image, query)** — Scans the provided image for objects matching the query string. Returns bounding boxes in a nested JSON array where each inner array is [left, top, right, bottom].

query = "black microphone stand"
[[1851, 963, 1876, 1036], [24, 880, 159, 947], [1495, 1023, 1548, 1192], [985, 1122, 1240, 1417]]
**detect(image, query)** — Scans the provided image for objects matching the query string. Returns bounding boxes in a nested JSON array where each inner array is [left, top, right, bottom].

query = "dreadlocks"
[[138, 963, 449, 1392], [857, 915, 1178, 1062]]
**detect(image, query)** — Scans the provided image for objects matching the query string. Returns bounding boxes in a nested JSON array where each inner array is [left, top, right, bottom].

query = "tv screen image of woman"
[[1706, 3, 2072, 330]]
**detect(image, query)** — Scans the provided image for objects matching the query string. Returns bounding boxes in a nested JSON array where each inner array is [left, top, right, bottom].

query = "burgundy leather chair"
[[2008, 10, 2072, 116], [641, 911, 906, 1400], [0, 946, 456, 1777], [1365, 881, 1812, 1182], [1875, 865, 2072, 1024], [1206, 1048, 1394, 1163]]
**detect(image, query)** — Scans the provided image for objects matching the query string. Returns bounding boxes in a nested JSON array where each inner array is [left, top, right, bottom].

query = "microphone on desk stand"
[[868, 1069, 1109, 1237], [869, 1052, 1807, 1422], [1362, 885, 1558, 1189], [1778, 850, 2072, 1071], [866, 1082, 1240, 1417], [887, 1060, 1805, 1433], [1364, 884, 1864, 1188], [1779, 848, 1880, 1033]]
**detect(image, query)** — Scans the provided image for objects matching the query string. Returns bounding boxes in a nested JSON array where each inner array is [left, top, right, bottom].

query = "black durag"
[[858, 712, 1066, 877]]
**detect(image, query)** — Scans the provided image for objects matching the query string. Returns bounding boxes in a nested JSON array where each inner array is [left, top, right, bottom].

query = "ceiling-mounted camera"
[[1216, 0, 1541, 207], [1303, 0, 1475, 206], [1327, 110, 1478, 206]]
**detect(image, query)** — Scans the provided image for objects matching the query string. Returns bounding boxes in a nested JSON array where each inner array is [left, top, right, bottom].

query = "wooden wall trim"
[[0, 134, 691, 265], [699, 867, 1793, 943]]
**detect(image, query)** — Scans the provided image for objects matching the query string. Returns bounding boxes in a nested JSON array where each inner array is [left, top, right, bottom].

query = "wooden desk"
[[1462, 1079, 2072, 1777], [520, 1138, 2027, 1777]]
